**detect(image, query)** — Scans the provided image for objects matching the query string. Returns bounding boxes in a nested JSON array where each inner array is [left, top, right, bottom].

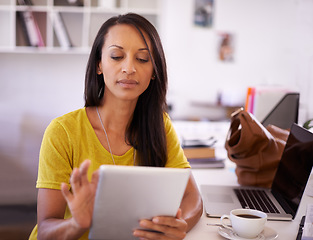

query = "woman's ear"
[[97, 62, 102, 75]]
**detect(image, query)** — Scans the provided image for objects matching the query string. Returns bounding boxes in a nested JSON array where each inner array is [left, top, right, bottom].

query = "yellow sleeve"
[[36, 119, 74, 190], [164, 113, 190, 168]]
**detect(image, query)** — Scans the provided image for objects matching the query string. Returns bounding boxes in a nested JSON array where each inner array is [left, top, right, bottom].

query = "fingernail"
[[140, 220, 148, 227]]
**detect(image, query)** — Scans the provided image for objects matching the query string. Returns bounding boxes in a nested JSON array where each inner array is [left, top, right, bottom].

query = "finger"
[[91, 170, 100, 188], [133, 229, 167, 240], [79, 159, 91, 185], [151, 217, 188, 238], [70, 168, 81, 194], [140, 219, 186, 239], [153, 216, 180, 228], [176, 208, 182, 219], [61, 182, 73, 203]]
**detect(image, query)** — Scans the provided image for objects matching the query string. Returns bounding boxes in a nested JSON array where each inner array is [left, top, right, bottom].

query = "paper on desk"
[[172, 120, 230, 148]]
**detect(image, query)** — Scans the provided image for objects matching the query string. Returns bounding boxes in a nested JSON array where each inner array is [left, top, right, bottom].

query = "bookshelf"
[[0, 0, 160, 54]]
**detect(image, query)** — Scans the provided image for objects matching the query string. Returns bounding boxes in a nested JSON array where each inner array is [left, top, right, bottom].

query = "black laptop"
[[201, 123, 313, 220]]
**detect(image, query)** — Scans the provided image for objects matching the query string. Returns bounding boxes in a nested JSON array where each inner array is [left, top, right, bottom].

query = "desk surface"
[[186, 160, 312, 240]]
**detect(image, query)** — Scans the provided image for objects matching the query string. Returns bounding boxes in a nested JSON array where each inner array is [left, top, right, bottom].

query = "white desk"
[[185, 160, 313, 240]]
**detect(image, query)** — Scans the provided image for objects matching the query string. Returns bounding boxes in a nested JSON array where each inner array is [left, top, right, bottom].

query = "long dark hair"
[[84, 13, 168, 167]]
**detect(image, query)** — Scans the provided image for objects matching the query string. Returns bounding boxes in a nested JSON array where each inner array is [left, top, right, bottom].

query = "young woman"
[[29, 13, 203, 240]]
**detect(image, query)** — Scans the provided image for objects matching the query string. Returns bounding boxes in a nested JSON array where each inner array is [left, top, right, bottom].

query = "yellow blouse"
[[29, 108, 189, 240]]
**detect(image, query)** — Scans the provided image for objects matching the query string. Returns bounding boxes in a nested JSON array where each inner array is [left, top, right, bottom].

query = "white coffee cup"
[[220, 209, 267, 238]]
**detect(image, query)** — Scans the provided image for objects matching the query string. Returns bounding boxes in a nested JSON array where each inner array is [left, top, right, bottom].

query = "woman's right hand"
[[37, 160, 99, 240], [61, 159, 99, 230]]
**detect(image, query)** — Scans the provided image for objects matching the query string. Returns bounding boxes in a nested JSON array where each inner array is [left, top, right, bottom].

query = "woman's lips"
[[117, 79, 138, 88]]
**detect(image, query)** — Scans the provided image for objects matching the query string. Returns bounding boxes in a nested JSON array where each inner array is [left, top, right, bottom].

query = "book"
[[54, 0, 84, 6], [181, 136, 216, 159], [17, 0, 44, 47], [245, 86, 292, 122], [245, 87, 255, 113], [50, 11, 72, 49], [183, 146, 215, 159], [188, 157, 225, 169]]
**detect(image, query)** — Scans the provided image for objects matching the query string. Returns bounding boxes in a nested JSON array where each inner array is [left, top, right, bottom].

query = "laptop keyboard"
[[234, 189, 280, 214]]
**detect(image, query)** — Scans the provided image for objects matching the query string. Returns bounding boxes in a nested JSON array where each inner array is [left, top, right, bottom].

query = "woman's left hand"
[[133, 208, 187, 240]]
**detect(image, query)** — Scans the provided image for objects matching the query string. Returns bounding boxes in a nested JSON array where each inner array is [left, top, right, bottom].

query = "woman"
[[29, 13, 203, 240]]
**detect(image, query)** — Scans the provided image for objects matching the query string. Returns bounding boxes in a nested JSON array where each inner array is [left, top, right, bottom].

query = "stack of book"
[[182, 138, 225, 168], [17, 0, 45, 47], [17, 0, 73, 49]]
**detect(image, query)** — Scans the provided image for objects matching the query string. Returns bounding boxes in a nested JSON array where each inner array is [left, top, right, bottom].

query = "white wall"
[[160, 0, 313, 122], [1, 0, 313, 204], [0, 53, 88, 204]]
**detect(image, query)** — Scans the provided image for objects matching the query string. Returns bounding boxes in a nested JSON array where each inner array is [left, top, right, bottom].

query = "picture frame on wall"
[[217, 32, 235, 62], [194, 0, 214, 28]]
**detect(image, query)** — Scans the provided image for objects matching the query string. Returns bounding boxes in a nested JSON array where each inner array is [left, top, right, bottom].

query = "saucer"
[[218, 226, 278, 240]]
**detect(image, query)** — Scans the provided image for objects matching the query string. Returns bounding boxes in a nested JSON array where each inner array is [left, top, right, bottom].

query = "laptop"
[[261, 93, 299, 129], [201, 123, 313, 220], [89, 165, 190, 240]]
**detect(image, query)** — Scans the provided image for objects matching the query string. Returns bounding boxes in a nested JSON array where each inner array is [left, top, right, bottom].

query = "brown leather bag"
[[225, 108, 289, 188]]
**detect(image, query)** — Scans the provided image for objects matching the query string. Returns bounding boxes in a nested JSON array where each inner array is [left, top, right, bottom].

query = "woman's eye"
[[137, 58, 149, 63], [111, 56, 123, 61]]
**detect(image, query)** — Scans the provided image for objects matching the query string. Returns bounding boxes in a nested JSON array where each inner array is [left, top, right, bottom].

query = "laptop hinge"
[[271, 189, 296, 218]]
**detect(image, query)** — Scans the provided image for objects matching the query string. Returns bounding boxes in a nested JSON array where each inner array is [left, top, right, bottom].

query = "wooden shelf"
[[0, 0, 160, 53], [191, 101, 243, 119]]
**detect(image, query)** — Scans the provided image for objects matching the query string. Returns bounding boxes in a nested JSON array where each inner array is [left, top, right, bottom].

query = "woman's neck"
[[98, 96, 137, 134]]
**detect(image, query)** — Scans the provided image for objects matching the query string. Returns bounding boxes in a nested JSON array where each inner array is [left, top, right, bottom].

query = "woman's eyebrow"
[[108, 45, 148, 51], [109, 44, 123, 49]]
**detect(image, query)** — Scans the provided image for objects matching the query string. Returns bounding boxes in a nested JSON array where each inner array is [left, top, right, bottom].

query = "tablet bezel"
[[89, 165, 190, 240]]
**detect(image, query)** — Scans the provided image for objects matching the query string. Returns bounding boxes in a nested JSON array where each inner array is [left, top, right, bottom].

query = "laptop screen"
[[271, 123, 313, 216], [262, 93, 299, 129]]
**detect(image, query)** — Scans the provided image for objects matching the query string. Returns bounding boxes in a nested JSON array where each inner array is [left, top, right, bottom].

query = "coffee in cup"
[[220, 209, 267, 238]]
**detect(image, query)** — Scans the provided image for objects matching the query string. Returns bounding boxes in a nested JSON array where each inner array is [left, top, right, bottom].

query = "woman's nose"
[[122, 59, 136, 74]]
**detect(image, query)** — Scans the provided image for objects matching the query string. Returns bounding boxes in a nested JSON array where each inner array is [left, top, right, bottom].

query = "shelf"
[[0, 0, 160, 53], [191, 101, 243, 119], [0, 45, 91, 54], [15, 5, 49, 12]]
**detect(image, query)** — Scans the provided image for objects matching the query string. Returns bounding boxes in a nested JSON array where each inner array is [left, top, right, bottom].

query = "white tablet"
[[88, 165, 190, 240]]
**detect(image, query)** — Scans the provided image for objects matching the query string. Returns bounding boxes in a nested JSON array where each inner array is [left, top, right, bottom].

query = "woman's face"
[[98, 24, 154, 102]]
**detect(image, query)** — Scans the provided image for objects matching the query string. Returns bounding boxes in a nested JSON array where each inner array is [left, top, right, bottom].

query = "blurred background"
[[0, 0, 312, 236]]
